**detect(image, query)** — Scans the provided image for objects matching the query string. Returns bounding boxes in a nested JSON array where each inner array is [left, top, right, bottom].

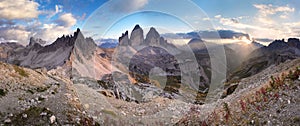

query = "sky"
[[0, 0, 299, 45]]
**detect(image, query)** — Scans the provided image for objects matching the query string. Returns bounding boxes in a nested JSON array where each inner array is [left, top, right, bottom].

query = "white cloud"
[[279, 14, 288, 19], [0, 25, 31, 43], [0, 1, 78, 45], [110, 0, 148, 12], [214, 15, 222, 19], [31, 13, 77, 43], [47, 5, 63, 18], [215, 4, 298, 39], [0, 0, 40, 20], [55, 13, 77, 27], [202, 17, 210, 21], [253, 4, 294, 25], [253, 4, 294, 16], [0, 13, 77, 45], [34, 23, 72, 43]]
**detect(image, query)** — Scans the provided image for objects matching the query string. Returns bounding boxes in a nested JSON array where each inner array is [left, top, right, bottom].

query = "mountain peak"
[[28, 37, 45, 48], [149, 27, 157, 33], [147, 27, 160, 38], [133, 24, 141, 31], [119, 31, 129, 46], [76, 28, 80, 32], [287, 38, 300, 48], [268, 39, 288, 50], [130, 25, 144, 46]]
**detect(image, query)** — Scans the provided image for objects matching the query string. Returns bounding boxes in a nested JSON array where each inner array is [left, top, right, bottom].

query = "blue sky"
[[0, 0, 299, 44]]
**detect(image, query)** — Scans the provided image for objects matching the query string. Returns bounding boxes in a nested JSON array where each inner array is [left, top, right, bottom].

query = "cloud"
[[214, 15, 222, 19], [283, 22, 300, 37], [79, 13, 87, 21], [31, 13, 77, 43], [253, 4, 294, 25], [0, 1, 78, 45], [0, 25, 30, 43], [215, 4, 298, 39], [253, 4, 294, 16], [46, 5, 63, 18], [0, 20, 15, 27], [0, 0, 40, 20], [110, 0, 148, 12], [202, 17, 210, 21], [55, 13, 77, 27], [219, 17, 265, 30], [34, 23, 72, 43], [0, 13, 77, 45]]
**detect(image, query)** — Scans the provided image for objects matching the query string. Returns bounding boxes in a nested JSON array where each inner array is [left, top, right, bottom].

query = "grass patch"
[[230, 61, 268, 81], [0, 88, 7, 97], [101, 109, 117, 117], [26, 89, 34, 94], [13, 65, 29, 77], [10, 106, 55, 125], [35, 86, 50, 92]]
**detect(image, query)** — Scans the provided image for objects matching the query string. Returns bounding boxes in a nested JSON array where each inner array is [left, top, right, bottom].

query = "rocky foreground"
[[176, 59, 300, 125], [0, 62, 98, 125], [0, 58, 299, 125]]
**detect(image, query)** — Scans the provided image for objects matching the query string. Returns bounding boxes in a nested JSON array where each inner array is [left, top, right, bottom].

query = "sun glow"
[[241, 36, 252, 44]]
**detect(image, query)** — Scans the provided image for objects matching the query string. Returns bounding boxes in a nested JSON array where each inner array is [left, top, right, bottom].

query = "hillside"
[[175, 58, 300, 125], [0, 62, 98, 125]]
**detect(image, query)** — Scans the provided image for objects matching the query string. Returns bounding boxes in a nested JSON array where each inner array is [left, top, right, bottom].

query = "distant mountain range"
[[97, 38, 118, 48], [98, 30, 255, 48], [162, 30, 250, 40]]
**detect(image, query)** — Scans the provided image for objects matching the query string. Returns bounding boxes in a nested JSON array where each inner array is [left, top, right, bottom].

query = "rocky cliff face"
[[130, 25, 144, 46], [7, 29, 81, 70], [111, 25, 211, 103], [4, 28, 112, 80], [0, 42, 24, 62], [28, 37, 46, 47]]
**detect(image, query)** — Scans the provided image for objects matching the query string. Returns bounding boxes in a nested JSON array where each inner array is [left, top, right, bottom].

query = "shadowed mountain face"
[[7, 29, 82, 70], [1, 28, 112, 80], [228, 38, 300, 81], [129, 46, 181, 93], [0, 42, 24, 62]]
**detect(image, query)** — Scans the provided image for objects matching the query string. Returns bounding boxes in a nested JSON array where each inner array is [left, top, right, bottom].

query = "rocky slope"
[[175, 58, 300, 125], [0, 62, 98, 125], [229, 38, 300, 82]]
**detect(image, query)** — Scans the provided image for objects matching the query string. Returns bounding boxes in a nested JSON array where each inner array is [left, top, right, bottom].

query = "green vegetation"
[[130, 72, 150, 83], [101, 109, 117, 117], [35, 86, 50, 92], [222, 102, 231, 121], [230, 61, 268, 81], [0, 88, 7, 97], [97, 80, 110, 89], [13, 65, 29, 77], [10, 107, 54, 125], [26, 89, 34, 94], [287, 68, 300, 80]]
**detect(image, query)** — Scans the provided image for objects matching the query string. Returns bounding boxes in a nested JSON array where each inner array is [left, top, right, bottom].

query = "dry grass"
[[13, 65, 29, 77]]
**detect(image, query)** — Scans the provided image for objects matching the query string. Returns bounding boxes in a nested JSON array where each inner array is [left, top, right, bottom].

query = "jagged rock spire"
[[119, 31, 130, 46], [130, 24, 144, 46], [145, 27, 161, 45]]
